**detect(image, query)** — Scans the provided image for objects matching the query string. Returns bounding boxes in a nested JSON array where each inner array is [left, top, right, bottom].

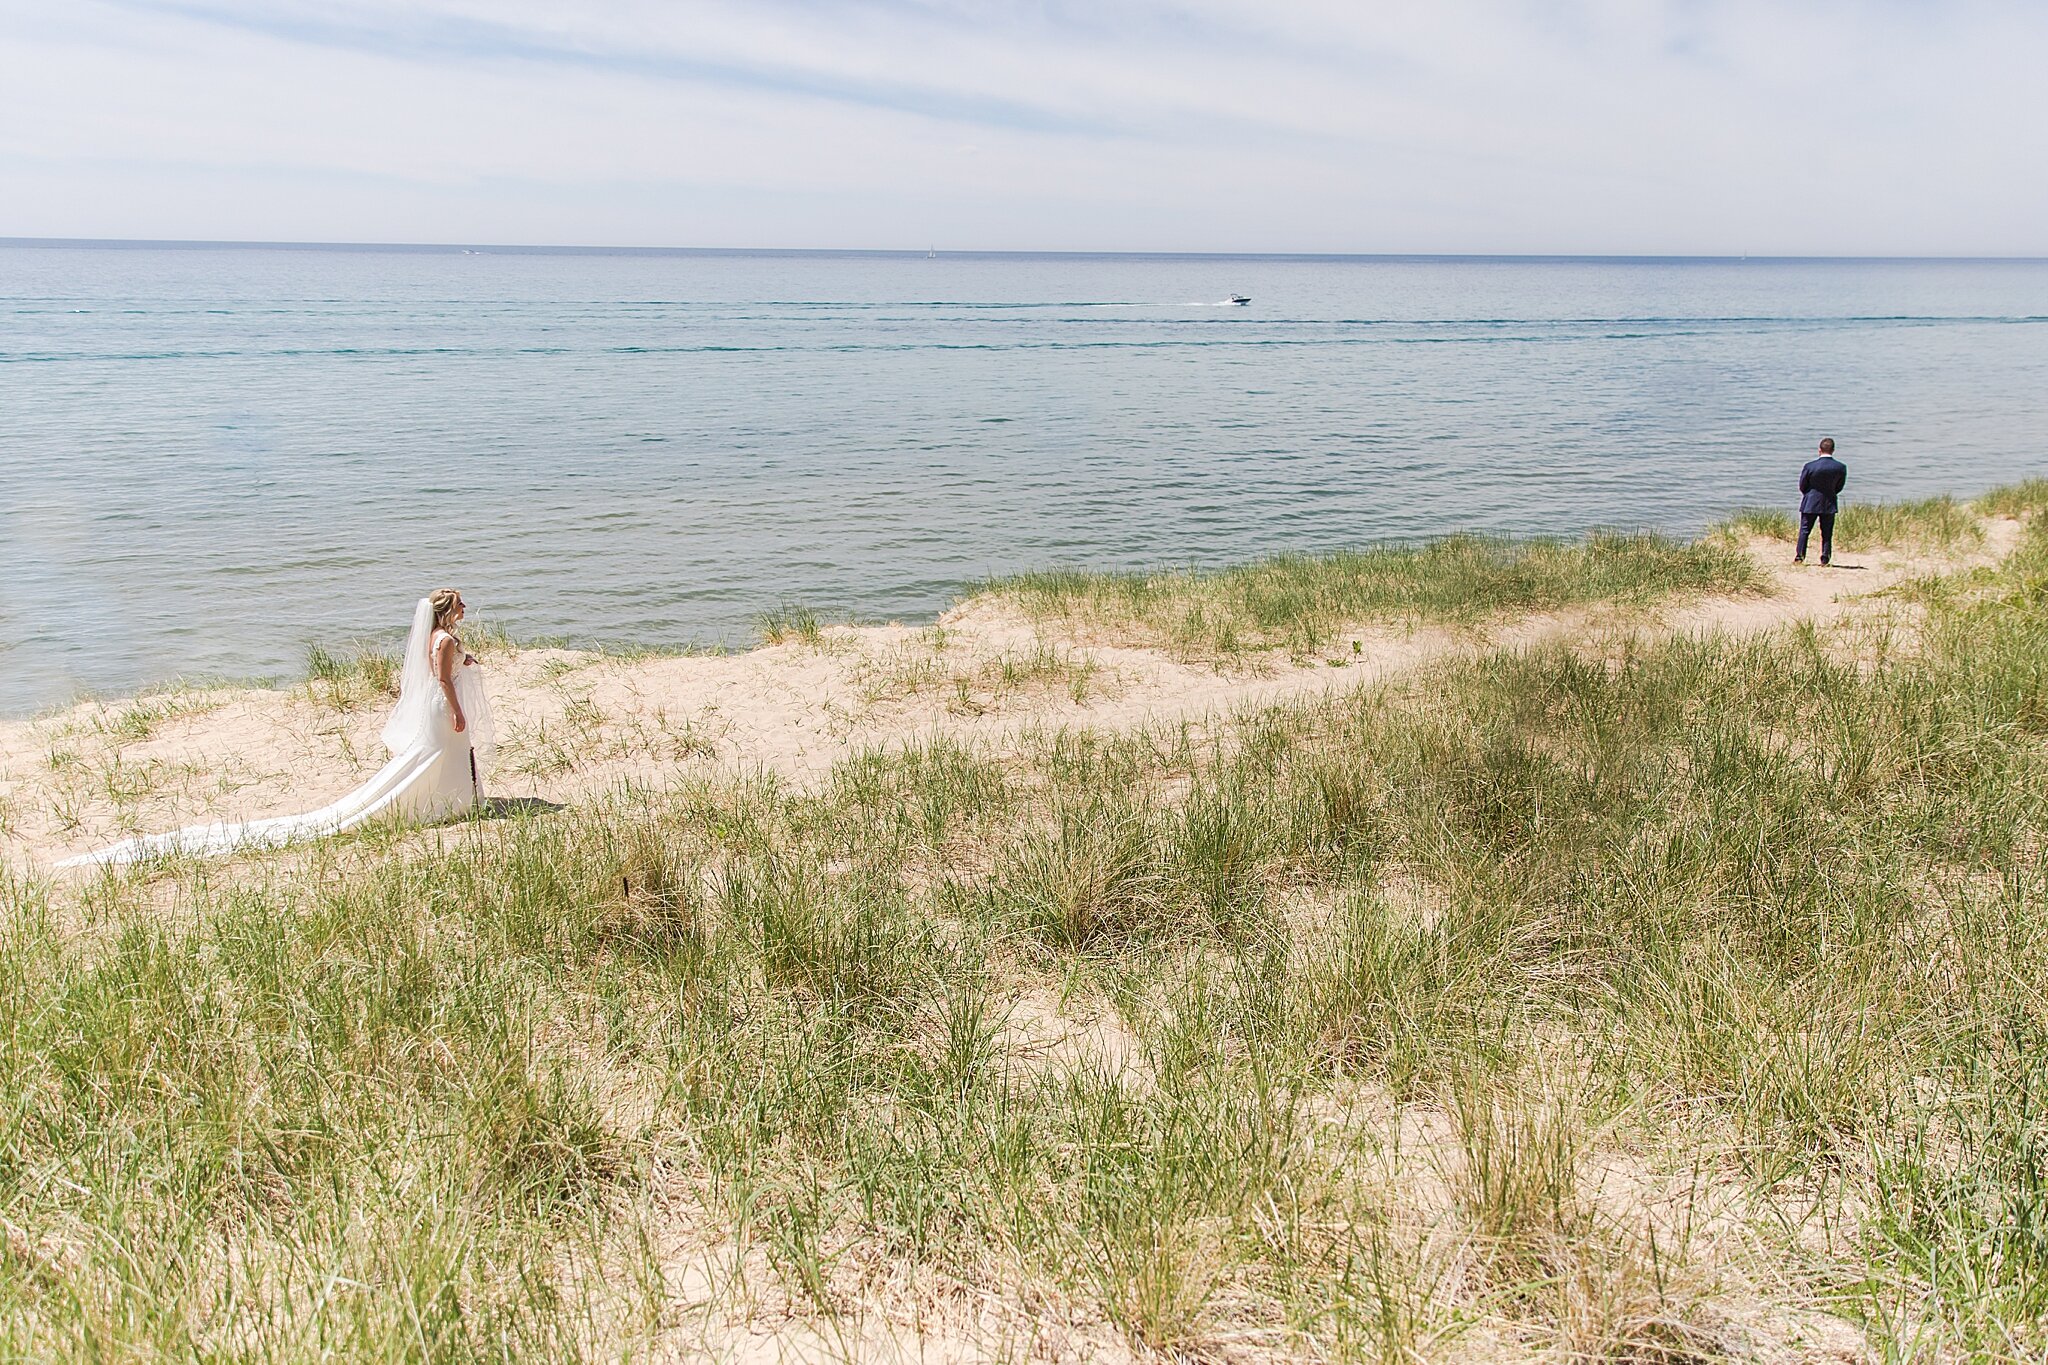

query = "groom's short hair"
[[1819, 437, 1835, 453]]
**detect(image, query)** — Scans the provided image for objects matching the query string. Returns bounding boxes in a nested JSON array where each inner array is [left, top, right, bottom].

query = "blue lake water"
[[3, 244, 2046, 713]]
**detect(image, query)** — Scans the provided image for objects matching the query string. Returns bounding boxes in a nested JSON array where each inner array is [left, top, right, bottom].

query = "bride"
[[59, 589, 495, 867]]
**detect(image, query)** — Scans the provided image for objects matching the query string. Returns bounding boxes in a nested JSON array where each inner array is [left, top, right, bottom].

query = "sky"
[[1, 0, 2043, 255]]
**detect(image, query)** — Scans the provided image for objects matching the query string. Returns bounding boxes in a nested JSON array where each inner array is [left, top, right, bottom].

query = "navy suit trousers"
[[1797, 512, 1835, 563]]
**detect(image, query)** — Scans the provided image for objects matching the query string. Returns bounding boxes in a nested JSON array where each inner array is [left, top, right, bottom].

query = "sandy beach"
[[3, 519, 2019, 873]]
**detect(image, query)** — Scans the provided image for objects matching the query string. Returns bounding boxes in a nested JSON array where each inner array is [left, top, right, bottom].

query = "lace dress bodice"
[[445, 644, 496, 771]]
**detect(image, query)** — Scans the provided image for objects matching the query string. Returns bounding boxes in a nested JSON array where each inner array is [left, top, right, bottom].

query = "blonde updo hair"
[[430, 588, 463, 630]]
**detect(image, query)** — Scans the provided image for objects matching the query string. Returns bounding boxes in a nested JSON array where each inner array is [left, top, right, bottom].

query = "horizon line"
[[3, 236, 2045, 264]]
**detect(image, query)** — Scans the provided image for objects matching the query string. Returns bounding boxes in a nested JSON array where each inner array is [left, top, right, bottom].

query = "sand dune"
[[3, 522, 2018, 872]]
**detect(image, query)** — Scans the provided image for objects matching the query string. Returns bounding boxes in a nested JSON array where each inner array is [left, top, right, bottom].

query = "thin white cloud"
[[1, 0, 2042, 252]]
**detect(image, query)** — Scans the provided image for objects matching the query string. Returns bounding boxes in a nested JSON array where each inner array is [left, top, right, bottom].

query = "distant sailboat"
[[927, 245, 936, 259]]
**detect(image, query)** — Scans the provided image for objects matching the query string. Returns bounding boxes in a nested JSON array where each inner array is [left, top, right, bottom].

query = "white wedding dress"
[[58, 599, 495, 868]]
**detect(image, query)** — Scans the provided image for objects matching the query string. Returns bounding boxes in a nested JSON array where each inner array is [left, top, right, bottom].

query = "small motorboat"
[[1228, 294, 1251, 305]]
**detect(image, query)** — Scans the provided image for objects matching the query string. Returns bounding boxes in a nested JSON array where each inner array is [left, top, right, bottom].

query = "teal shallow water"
[[3, 245, 2046, 712]]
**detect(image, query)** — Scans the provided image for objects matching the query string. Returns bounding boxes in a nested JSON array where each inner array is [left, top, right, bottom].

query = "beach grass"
[[850, 638, 1107, 713], [1974, 477, 2048, 520], [7, 497, 2048, 1358], [987, 531, 1763, 659], [304, 640, 400, 710], [756, 602, 824, 646], [1717, 492, 1991, 554]]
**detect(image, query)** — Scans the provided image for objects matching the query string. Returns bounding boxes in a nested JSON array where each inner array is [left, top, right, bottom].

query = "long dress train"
[[57, 599, 495, 868]]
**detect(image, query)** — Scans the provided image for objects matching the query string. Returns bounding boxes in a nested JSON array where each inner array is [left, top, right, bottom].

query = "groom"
[[1796, 437, 1848, 566]]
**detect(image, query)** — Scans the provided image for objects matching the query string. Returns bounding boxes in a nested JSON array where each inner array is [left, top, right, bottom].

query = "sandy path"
[[2, 521, 2020, 871]]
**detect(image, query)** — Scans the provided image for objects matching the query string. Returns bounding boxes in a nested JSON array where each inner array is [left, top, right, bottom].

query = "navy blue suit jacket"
[[1799, 456, 1847, 515]]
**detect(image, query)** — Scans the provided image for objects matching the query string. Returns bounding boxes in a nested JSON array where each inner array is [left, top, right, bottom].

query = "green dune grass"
[[5, 491, 2048, 1359], [990, 531, 1764, 659], [1716, 490, 2008, 554]]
